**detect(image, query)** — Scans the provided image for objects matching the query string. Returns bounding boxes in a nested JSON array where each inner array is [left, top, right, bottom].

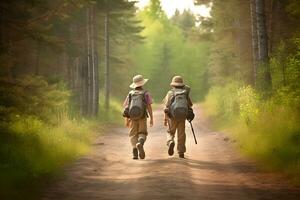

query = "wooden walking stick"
[[188, 120, 197, 144]]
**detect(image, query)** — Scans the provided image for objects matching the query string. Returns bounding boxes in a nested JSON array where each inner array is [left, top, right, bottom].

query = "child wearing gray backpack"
[[163, 76, 193, 158], [123, 75, 154, 160]]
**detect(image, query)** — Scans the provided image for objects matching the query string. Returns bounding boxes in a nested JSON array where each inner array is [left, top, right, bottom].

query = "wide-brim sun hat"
[[130, 74, 149, 88], [170, 75, 185, 87]]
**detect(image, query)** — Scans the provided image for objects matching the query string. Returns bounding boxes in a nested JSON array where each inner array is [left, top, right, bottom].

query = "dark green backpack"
[[128, 90, 146, 120], [169, 88, 189, 120]]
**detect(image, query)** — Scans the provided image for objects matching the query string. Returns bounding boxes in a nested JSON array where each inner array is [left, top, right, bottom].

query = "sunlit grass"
[[0, 94, 127, 198], [98, 95, 124, 125], [202, 85, 300, 183], [238, 108, 300, 172], [0, 115, 96, 195]]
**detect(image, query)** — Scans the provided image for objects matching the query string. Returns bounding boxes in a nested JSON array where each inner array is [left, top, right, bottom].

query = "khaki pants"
[[130, 117, 147, 148], [167, 119, 186, 153]]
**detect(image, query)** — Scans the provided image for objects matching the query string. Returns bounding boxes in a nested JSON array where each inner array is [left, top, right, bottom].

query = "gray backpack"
[[169, 88, 189, 120], [128, 90, 146, 120]]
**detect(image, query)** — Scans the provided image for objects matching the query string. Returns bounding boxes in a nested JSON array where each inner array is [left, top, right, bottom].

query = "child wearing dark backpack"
[[163, 76, 193, 158], [123, 75, 153, 160]]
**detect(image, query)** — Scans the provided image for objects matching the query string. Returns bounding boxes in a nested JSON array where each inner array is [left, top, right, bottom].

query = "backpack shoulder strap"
[[183, 86, 192, 108], [128, 90, 134, 104], [184, 85, 190, 94], [170, 88, 176, 97], [169, 89, 176, 106]]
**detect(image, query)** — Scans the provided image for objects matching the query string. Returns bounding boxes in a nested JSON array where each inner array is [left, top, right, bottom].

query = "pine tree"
[[255, 0, 272, 91]]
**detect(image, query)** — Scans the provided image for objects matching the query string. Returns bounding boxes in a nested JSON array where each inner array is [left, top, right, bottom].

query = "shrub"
[[203, 83, 300, 180], [0, 113, 95, 196], [203, 82, 240, 119], [0, 75, 70, 124], [237, 86, 259, 124], [0, 75, 96, 196]]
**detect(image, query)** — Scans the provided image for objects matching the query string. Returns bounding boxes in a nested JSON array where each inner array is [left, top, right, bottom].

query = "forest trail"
[[43, 106, 300, 200]]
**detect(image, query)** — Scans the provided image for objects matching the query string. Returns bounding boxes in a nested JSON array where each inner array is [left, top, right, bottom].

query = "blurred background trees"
[[0, 0, 214, 117], [127, 0, 212, 101], [0, 1, 143, 195], [206, 0, 300, 99], [0, 0, 143, 118], [201, 0, 300, 178]]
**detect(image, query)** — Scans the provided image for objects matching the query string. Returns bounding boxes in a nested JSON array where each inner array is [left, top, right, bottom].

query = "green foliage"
[[0, 75, 98, 196], [237, 86, 259, 124], [0, 115, 95, 197], [97, 0, 144, 100], [204, 84, 260, 124], [203, 83, 300, 180], [203, 82, 240, 120], [270, 37, 300, 110], [232, 104, 300, 180], [146, 0, 167, 19], [204, 0, 300, 180], [209, 0, 253, 86], [0, 0, 144, 193], [98, 95, 123, 125], [0, 76, 70, 124], [171, 10, 196, 34], [128, 5, 211, 101]]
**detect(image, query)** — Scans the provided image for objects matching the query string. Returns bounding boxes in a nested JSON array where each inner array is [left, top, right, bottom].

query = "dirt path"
[[43, 106, 300, 200]]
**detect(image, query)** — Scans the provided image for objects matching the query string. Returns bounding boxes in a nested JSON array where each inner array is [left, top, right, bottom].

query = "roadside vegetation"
[[203, 37, 300, 181], [0, 76, 98, 198], [0, 0, 141, 198]]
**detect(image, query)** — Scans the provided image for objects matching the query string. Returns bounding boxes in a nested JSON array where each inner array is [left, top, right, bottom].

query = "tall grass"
[[0, 76, 126, 199], [0, 115, 96, 198], [202, 83, 300, 182], [0, 76, 99, 198], [98, 95, 124, 125]]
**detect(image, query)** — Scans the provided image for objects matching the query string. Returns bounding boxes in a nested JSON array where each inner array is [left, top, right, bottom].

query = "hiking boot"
[[168, 141, 175, 156], [136, 138, 145, 159], [133, 148, 138, 160], [179, 153, 184, 158]]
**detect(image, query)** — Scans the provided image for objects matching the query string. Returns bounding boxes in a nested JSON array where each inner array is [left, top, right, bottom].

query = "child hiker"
[[123, 75, 154, 160], [163, 76, 194, 158]]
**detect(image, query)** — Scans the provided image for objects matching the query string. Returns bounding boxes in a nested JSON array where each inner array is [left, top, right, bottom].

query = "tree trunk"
[[82, 56, 88, 116], [255, 0, 272, 90], [90, 5, 95, 115], [86, 6, 92, 116], [92, 5, 99, 116], [84, 5, 99, 116], [0, 7, 3, 48], [68, 5, 99, 117], [250, 0, 258, 86], [104, 2, 110, 110], [267, 0, 274, 54]]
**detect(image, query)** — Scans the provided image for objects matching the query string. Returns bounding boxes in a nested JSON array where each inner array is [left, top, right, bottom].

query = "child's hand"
[[150, 118, 153, 127], [125, 118, 131, 128], [164, 118, 168, 127]]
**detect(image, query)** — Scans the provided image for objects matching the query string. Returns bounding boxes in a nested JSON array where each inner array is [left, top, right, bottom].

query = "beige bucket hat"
[[130, 75, 149, 89], [170, 75, 185, 87]]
